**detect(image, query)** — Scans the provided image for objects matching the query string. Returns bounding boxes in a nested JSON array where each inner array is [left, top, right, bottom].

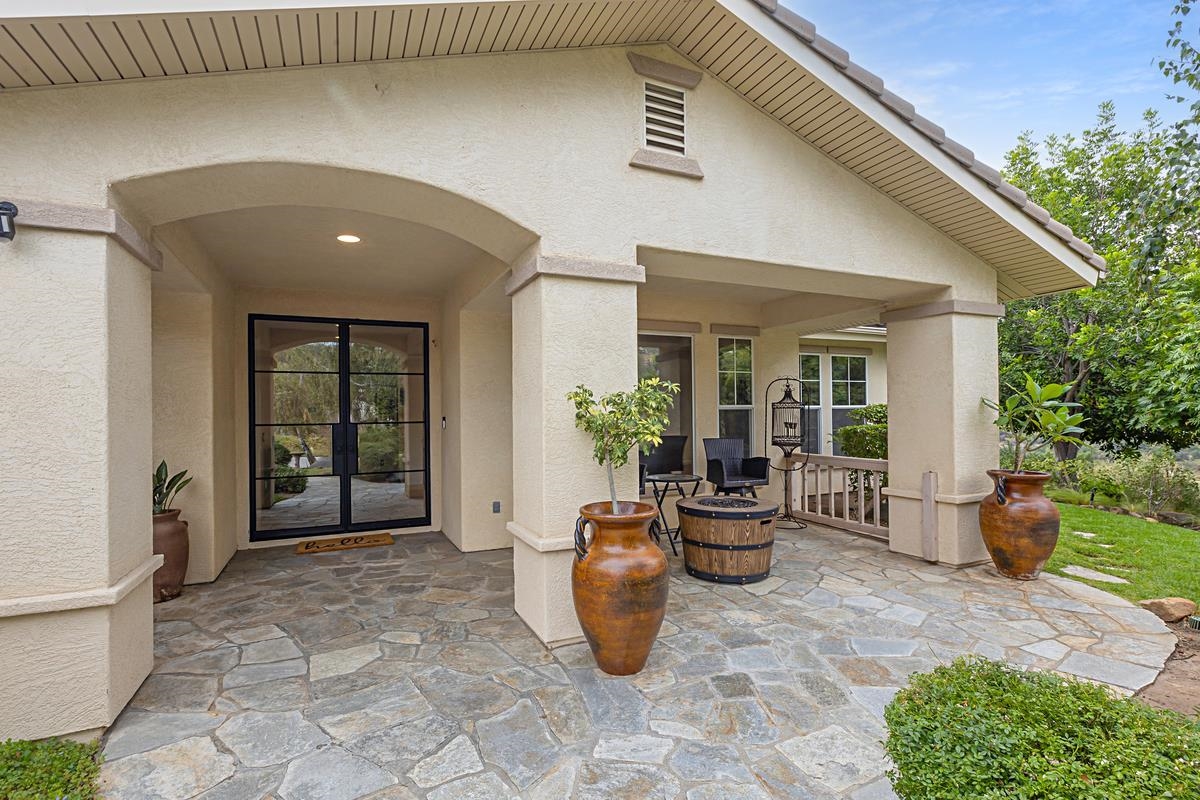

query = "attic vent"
[[644, 82, 686, 155]]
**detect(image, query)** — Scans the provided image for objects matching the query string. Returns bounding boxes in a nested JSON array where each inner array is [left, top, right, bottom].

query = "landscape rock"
[[1139, 597, 1197, 623]]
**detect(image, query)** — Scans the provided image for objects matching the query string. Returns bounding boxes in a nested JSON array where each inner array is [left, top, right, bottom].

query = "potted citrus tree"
[[152, 460, 192, 602], [566, 377, 679, 675], [980, 375, 1084, 579]]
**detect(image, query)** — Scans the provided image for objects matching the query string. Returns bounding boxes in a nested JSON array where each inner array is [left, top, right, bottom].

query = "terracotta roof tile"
[[751, 3, 1105, 278]]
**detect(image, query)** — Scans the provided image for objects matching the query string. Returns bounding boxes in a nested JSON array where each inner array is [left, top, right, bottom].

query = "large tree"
[[999, 3, 1200, 457]]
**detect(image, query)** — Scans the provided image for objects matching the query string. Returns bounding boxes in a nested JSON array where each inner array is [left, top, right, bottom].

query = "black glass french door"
[[249, 314, 430, 541]]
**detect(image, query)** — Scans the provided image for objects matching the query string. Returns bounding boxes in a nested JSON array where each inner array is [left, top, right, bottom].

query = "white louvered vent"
[[644, 82, 686, 155]]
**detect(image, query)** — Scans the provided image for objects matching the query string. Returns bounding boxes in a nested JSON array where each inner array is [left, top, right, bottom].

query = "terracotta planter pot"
[[572, 501, 668, 676], [979, 470, 1059, 580], [152, 509, 190, 602]]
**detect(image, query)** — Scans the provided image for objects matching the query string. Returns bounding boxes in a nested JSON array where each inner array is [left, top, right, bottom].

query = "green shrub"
[[1076, 459, 1126, 503], [358, 425, 402, 474], [832, 423, 887, 460], [1112, 447, 1200, 515], [850, 403, 888, 425], [884, 657, 1200, 800], [833, 404, 888, 459], [273, 465, 308, 495], [0, 738, 101, 800], [273, 439, 293, 467]]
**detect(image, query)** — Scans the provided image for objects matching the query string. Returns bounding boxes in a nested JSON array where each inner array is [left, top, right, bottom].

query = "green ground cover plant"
[[1045, 503, 1200, 603], [0, 738, 101, 800], [884, 657, 1200, 800]]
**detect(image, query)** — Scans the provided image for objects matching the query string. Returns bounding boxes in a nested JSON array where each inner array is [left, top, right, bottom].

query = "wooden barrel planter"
[[677, 496, 780, 584]]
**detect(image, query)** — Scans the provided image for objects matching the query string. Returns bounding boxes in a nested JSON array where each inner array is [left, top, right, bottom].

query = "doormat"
[[295, 533, 394, 555]]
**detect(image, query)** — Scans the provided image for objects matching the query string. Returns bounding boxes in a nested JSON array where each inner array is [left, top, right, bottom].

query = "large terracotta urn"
[[152, 510, 190, 602], [572, 501, 668, 675], [979, 470, 1059, 580]]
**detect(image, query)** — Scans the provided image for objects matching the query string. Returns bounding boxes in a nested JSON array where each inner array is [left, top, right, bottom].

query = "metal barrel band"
[[680, 537, 773, 552], [678, 508, 776, 521], [684, 564, 770, 584]]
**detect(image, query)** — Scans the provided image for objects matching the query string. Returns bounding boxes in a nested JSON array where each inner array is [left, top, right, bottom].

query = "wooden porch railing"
[[784, 454, 889, 541]]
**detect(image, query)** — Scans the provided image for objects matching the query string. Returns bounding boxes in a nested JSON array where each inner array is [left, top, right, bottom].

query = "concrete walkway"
[[99, 525, 1174, 799]]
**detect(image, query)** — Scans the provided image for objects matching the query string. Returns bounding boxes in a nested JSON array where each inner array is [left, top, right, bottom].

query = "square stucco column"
[[507, 258, 643, 645], [0, 228, 158, 740], [883, 302, 1003, 567]]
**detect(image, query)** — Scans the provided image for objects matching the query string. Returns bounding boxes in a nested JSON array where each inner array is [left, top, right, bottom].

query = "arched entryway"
[[115, 161, 534, 583]]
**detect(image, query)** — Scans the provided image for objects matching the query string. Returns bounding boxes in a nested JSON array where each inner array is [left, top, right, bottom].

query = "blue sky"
[[787, 0, 1186, 166]]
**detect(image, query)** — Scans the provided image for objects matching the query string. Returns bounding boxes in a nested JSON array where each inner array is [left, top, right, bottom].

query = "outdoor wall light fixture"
[[336, 234, 361, 244], [0, 202, 17, 242]]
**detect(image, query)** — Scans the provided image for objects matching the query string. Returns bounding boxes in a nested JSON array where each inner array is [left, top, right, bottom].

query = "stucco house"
[[0, 0, 1106, 746]]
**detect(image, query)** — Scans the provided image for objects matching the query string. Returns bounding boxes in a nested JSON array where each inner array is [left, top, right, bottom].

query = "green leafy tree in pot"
[[566, 377, 680, 514], [983, 374, 1086, 474], [979, 376, 1087, 579]]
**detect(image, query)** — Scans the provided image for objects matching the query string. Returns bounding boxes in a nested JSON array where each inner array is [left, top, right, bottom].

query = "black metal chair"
[[639, 435, 688, 493], [703, 437, 770, 497]]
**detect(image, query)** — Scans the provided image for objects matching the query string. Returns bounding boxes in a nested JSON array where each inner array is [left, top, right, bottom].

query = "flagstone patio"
[[99, 525, 1175, 800]]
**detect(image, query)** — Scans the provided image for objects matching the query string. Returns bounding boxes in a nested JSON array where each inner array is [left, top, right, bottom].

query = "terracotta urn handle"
[[574, 516, 591, 561], [995, 473, 1008, 506]]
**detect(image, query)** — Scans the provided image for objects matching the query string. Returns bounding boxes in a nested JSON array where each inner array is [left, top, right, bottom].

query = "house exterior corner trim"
[[12, 198, 163, 271], [0, 554, 164, 619], [505, 255, 646, 296], [879, 300, 1005, 324]]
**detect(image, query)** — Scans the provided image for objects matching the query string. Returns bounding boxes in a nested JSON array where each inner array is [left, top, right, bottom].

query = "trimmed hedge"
[[884, 657, 1200, 800], [0, 738, 101, 800]]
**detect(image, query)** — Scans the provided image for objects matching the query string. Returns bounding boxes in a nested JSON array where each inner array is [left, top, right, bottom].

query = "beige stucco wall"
[[511, 274, 640, 643], [152, 290, 219, 581], [3, 44, 998, 304], [0, 230, 155, 740], [151, 227, 240, 582]]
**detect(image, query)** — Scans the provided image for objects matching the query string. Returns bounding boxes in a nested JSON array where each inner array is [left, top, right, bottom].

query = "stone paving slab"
[[101, 526, 1172, 799]]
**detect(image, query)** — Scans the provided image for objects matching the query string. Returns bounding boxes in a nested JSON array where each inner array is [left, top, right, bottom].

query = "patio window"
[[638, 333, 694, 473], [718, 337, 753, 453], [798, 353, 822, 454], [831, 354, 868, 455]]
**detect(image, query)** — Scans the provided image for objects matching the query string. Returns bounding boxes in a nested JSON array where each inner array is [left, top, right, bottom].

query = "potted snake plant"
[[566, 377, 679, 675], [980, 375, 1084, 579], [152, 461, 192, 602]]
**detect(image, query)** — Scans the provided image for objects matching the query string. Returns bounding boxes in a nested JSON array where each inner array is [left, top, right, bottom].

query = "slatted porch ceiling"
[[0, 0, 1094, 300]]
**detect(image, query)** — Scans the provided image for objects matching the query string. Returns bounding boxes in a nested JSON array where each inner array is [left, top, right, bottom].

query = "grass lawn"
[[1045, 503, 1200, 603]]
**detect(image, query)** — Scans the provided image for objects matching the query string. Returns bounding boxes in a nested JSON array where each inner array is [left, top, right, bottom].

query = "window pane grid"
[[718, 337, 753, 454], [831, 355, 868, 408]]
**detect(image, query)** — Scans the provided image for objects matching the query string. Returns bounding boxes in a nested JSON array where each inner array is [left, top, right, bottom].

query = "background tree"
[[999, 7, 1200, 459]]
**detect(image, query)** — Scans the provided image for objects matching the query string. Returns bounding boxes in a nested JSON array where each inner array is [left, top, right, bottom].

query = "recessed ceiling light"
[[336, 234, 361, 244]]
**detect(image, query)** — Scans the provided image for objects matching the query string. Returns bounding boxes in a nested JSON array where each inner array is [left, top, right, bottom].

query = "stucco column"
[[507, 256, 643, 645], [0, 220, 159, 740], [882, 301, 1003, 566]]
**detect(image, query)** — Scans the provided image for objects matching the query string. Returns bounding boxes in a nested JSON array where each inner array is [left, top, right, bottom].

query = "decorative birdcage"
[[763, 377, 811, 530], [770, 379, 807, 459]]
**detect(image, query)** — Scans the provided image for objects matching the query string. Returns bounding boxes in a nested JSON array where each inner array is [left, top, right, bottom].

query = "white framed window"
[[831, 355, 868, 407], [644, 81, 687, 155], [831, 354, 868, 455], [718, 337, 754, 454], [798, 353, 823, 454]]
